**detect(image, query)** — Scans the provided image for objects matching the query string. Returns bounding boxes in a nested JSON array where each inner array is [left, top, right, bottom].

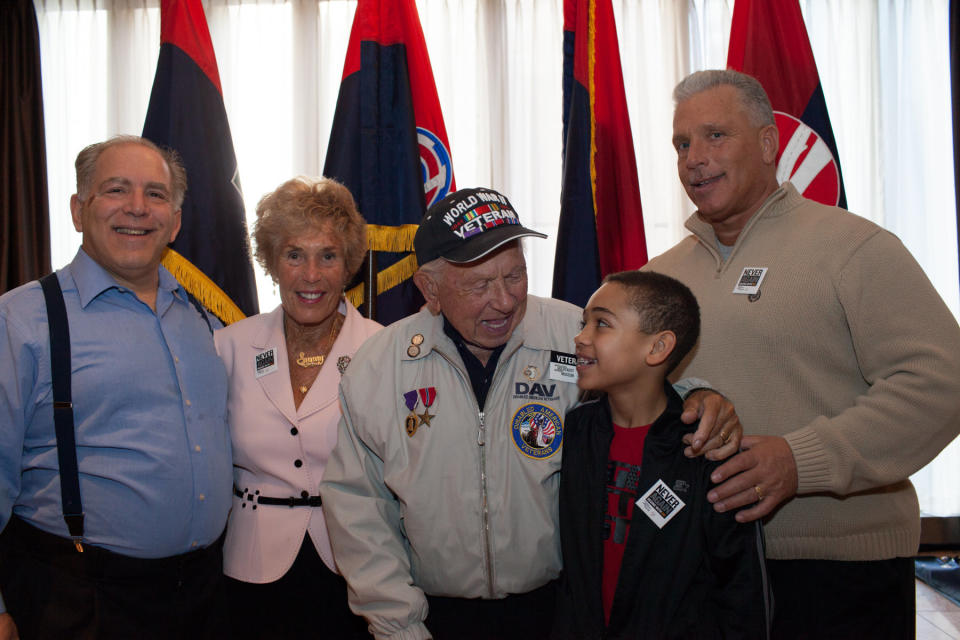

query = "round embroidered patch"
[[773, 111, 841, 207], [511, 403, 563, 460], [418, 127, 453, 208]]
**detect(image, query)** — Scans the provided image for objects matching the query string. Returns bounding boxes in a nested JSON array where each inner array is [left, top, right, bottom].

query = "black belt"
[[234, 486, 323, 507]]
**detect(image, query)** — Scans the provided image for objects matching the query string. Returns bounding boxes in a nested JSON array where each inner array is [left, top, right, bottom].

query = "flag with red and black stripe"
[[143, 0, 258, 323], [552, 0, 647, 309], [728, 0, 847, 209], [324, 0, 455, 325]]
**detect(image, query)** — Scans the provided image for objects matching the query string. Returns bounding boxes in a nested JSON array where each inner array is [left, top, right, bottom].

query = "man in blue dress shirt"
[[0, 136, 232, 639]]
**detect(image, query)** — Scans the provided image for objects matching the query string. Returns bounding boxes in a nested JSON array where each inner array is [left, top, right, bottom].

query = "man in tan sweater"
[[646, 69, 960, 639]]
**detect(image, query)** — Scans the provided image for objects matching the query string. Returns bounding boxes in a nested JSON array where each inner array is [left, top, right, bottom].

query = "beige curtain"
[[33, 0, 960, 513]]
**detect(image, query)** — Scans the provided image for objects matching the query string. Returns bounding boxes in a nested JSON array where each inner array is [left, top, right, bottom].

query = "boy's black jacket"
[[554, 382, 771, 639]]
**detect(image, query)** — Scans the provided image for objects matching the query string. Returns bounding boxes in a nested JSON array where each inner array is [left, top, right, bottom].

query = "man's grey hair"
[[416, 257, 449, 280], [75, 135, 188, 209], [673, 69, 775, 128]]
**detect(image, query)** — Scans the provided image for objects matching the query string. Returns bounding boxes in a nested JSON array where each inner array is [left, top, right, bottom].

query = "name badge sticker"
[[733, 267, 768, 295], [637, 479, 686, 529], [255, 348, 279, 378], [548, 350, 578, 383]]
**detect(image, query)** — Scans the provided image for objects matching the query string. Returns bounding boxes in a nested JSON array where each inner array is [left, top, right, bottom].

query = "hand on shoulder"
[[680, 389, 743, 460], [706, 435, 799, 523]]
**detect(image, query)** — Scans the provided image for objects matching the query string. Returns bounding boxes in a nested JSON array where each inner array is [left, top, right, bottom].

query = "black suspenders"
[[33, 273, 212, 554], [38, 273, 85, 553]]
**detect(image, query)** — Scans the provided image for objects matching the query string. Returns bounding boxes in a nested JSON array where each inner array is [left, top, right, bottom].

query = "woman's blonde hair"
[[253, 177, 367, 280]]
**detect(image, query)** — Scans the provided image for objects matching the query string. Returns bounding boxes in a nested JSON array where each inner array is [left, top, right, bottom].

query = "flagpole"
[[952, 0, 960, 294], [363, 251, 377, 320]]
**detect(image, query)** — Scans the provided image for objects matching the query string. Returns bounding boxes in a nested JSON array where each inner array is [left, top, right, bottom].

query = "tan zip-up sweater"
[[646, 182, 960, 561]]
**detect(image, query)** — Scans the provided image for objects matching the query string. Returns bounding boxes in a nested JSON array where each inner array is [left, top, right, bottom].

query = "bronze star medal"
[[416, 387, 437, 429], [418, 408, 434, 427]]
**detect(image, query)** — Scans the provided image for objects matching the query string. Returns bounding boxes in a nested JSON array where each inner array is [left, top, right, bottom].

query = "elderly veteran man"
[[321, 187, 741, 640], [645, 69, 960, 639], [0, 136, 231, 640]]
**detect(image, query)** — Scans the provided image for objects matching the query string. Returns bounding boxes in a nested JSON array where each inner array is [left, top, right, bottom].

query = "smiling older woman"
[[214, 177, 380, 639]]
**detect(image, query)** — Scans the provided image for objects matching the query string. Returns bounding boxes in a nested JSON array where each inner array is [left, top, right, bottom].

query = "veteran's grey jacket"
[[320, 295, 582, 640]]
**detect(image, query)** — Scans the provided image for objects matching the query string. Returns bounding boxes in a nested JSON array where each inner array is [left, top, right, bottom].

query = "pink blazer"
[[214, 300, 381, 583]]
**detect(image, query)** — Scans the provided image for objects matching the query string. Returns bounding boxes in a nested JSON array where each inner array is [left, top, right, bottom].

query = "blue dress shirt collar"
[[70, 248, 185, 311]]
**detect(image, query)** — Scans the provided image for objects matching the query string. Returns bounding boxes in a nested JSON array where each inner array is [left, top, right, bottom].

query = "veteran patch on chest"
[[511, 403, 563, 459]]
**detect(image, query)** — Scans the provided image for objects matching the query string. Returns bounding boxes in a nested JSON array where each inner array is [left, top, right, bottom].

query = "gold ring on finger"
[[754, 485, 764, 501]]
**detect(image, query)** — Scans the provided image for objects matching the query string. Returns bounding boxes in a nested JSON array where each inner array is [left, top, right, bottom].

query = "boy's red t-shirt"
[[602, 422, 652, 625]]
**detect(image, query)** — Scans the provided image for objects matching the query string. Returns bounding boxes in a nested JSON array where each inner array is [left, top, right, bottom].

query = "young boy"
[[554, 271, 770, 639]]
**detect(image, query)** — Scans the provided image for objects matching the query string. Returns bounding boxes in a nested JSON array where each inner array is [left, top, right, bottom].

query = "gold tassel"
[[346, 285, 363, 308], [345, 254, 420, 309], [163, 224, 420, 317], [366, 224, 419, 253], [161, 248, 247, 326], [377, 254, 419, 292]]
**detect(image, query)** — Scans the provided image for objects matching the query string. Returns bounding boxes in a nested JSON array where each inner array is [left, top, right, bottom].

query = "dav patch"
[[514, 381, 558, 401], [511, 404, 562, 460], [637, 479, 686, 529]]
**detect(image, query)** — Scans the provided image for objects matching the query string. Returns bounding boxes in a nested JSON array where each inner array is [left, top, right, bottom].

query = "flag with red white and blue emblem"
[[727, 0, 847, 209], [552, 0, 648, 309], [539, 415, 556, 443], [142, 0, 259, 324], [324, 0, 455, 325]]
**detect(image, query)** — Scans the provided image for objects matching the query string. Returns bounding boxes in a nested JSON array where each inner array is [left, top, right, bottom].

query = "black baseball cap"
[[414, 187, 547, 264]]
